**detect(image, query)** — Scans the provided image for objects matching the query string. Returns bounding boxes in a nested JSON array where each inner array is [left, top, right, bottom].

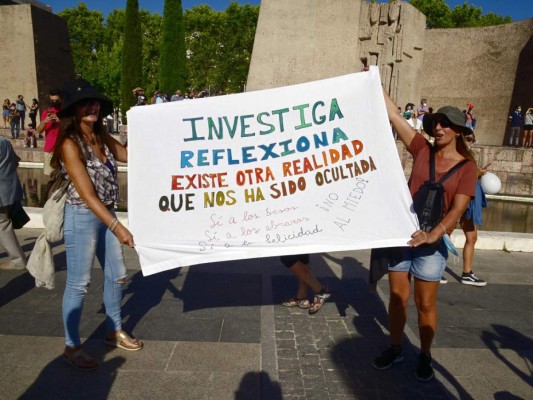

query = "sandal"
[[105, 330, 143, 351], [63, 346, 98, 371], [281, 297, 310, 309], [308, 286, 331, 315]]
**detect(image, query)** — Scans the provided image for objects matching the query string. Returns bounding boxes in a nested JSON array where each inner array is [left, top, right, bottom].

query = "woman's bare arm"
[[103, 133, 128, 163], [382, 89, 417, 148], [61, 139, 134, 246]]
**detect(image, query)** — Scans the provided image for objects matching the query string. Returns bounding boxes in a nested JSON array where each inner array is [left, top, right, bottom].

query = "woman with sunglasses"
[[51, 79, 142, 371], [373, 91, 477, 381]]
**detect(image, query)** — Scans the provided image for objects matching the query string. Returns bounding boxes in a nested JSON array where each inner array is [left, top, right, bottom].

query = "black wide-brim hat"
[[56, 79, 113, 118], [422, 106, 473, 137]]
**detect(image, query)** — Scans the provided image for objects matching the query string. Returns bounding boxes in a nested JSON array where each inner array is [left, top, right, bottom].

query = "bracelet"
[[439, 222, 447, 236], [109, 218, 119, 232]]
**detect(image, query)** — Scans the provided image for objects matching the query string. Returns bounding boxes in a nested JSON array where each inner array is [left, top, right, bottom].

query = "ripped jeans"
[[62, 204, 127, 347]]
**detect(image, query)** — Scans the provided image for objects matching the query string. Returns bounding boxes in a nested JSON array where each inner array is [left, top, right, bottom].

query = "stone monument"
[[0, 2, 74, 115], [247, 0, 533, 146]]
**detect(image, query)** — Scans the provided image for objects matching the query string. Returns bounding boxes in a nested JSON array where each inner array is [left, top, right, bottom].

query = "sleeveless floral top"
[[62, 137, 119, 208]]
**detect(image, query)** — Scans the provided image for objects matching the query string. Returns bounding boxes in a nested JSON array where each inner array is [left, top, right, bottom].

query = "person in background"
[[416, 98, 429, 122], [15, 95, 26, 130], [0, 136, 27, 270], [407, 110, 423, 134], [372, 87, 476, 381], [522, 107, 532, 148], [37, 89, 62, 176], [464, 103, 476, 132], [280, 255, 331, 315], [28, 98, 39, 129], [9, 102, 20, 139], [132, 87, 147, 106], [508, 105, 523, 147], [170, 90, 184, 102], [24, 123, 37, 148], [456, 131, 488, 287], [2, 99, 10, 128], [51, 79, 142, 371]]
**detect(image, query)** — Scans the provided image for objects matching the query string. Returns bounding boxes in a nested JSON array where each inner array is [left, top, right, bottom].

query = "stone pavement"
[[0, 228, 532, 400]]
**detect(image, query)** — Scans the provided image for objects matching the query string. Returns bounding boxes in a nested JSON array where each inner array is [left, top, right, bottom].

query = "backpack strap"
[[429, 146, 436, 183], [437, 159, 469, 184]]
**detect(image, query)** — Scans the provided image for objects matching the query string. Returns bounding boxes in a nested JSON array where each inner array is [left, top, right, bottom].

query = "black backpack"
[[412, 147, 468, 232]]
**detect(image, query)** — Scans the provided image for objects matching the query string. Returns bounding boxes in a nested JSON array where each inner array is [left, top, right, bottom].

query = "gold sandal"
[[105, 330, 143, 351]]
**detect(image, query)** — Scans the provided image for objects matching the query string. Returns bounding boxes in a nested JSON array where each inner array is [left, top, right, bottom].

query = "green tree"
[[120, 0, 143, 120], [409, 0, 512, 28], [451, 3, 511, 27], [184, 5, 220, 92], [183, 2, 259, 94], [58, 4, 105, 81], [138, 10, 163, 97], [159, 0, 186, 96], [409, 0, 453, 28], [217, 2, 259, 93]]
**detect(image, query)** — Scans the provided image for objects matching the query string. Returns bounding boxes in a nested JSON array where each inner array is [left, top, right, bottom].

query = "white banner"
[[128, 67, 418, 276]]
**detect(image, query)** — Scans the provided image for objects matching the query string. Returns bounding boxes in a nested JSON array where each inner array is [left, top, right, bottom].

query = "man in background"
[[0, 136, 27, 270], [37, 89, 62, 176]]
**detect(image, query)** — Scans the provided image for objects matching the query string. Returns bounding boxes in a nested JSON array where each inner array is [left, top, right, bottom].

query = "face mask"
[[50, 101, 62, 109]]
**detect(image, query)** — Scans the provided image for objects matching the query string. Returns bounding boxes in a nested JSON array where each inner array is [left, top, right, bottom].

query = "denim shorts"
[[388, 242, 448, 282]]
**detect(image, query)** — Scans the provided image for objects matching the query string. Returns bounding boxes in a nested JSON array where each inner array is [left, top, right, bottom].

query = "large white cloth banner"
[[128, 67, 418, 276]]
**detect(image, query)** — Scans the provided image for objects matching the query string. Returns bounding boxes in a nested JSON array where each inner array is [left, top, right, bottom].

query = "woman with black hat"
[[372, 90, 477, 381], [51, 79, 142, 370]]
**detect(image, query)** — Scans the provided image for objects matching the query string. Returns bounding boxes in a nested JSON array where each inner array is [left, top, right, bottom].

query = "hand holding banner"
[[127, 67, 418, 275]]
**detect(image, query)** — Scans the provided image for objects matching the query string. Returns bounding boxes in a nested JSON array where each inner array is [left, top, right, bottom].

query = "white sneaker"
[[461, 272, 487, 287], [439, 277, 448, 284]]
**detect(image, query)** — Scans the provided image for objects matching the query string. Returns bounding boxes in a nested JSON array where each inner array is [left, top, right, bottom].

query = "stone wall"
[[0, 4, 73, 115], [421, 19, 533, 146], [247, 1, 533, 146], [248, 0, 427, 109], [247, 0, 363, 90]]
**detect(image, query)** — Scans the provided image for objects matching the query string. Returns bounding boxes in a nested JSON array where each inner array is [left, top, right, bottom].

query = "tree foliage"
[[409, 0, 511, 28], [120, 0, 143, 120], [159, 0, 186, 95]]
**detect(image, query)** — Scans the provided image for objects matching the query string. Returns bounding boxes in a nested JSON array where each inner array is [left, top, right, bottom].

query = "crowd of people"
[[132, 87, 221, 106], [0, 78, 529, 380]]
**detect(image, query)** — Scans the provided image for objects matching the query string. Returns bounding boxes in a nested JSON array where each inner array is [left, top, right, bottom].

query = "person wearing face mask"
[[508, 105, 523, 147], [37, 89, 62, 176], [416, 98, 429, 122]]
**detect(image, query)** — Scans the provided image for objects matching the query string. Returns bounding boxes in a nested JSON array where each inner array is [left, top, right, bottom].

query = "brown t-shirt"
[[408, 135, 477, 231]]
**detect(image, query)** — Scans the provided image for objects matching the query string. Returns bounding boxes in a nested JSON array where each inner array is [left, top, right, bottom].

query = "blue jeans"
[[62, 204, 127, 347], [10, 118, 20, 138]]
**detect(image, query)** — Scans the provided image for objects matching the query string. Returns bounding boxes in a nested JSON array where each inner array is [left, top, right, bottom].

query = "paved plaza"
[[0, 228, 532, 399]]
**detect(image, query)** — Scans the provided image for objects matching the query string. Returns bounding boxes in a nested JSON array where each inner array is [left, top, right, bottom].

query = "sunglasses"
[[465, 136, 475, 143], [432, 117, 452, 128]]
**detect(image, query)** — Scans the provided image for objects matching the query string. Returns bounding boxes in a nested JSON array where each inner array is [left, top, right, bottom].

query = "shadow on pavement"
[[323, 252, 474, 399], [482, 325, 533, 389], [235, 371, 282, 400], [19, 344, 125, 400]]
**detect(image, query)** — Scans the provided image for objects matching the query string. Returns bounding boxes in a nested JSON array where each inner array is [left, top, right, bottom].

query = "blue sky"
[[43, 1, 531, 21]]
